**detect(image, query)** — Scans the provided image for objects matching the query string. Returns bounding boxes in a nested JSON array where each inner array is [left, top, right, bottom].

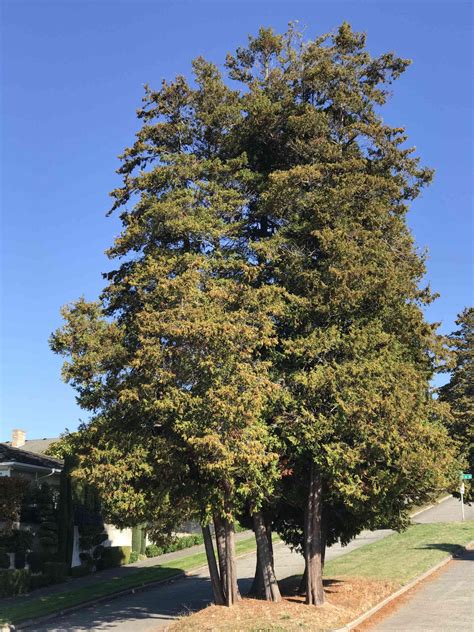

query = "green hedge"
[[30, 574, 53, 591], [97, 546, 131, 570], [44, 561, 68, 584], [26, 551, 45, 574], [0, 549, 10, 569], [145, 534, 203, 558], [70, 564, 93, 578], [0, 569, 31, 597]]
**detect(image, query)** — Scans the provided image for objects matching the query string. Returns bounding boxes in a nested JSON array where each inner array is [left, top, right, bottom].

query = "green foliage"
[[57, 456, 74, 567], [131, 525, 145, 554], [145, 533, 203, 557], [50, 22, 459, 563], [0, 549, 10, 569], [30, 574, 54, 590], [0, 477, 30, 529], [0, 569, 31, 597], [26, 551, 46, 574], [34, 484, 59, 554], [145, 544, 160, 558], [439, 308, 474, 499], [43, 561, 68, 584], [0, 528, 34, 554], [96, 546, 132, 570], [14, 551, 26, 570], [70, 564, 93, 578]]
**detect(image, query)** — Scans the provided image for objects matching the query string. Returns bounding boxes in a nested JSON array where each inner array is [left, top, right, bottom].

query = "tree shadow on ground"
[[276, 573, 344, 603], [21, 572, 218, 631], [413, 543, 473, 558]]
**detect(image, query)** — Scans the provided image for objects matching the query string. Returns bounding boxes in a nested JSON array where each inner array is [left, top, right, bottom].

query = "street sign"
[[462, 473, 473, 480]]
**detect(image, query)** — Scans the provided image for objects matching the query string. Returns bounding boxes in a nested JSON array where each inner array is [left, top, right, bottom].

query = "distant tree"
[[439, 307, 474, 498]]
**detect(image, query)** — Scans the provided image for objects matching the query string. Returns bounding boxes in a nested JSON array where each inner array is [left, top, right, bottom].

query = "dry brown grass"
[[165, 576, 397, 632]]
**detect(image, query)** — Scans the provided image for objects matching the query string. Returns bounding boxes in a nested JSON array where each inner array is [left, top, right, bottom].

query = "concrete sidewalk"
[[15, 495, 474, 631], [2, 530, 254, 606], [369, 547, 474, 632], [29, 529, 393, 631]]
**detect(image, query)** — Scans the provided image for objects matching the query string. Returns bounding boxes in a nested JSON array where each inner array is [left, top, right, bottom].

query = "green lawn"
[[0, 536, 258, 626], [1, 523, 472, 626], [324, 522, 474, 584]]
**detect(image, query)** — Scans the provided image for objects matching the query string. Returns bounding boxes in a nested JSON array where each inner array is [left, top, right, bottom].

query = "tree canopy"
[[50, 23, 459, 607]]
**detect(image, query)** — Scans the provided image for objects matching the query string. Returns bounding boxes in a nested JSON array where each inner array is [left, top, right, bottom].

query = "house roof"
[[0, 443, 63, 470], [4, 438, 58, 455]]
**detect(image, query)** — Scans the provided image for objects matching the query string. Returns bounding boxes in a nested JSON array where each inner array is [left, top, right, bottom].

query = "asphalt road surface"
[[32, 496, 473, 632]]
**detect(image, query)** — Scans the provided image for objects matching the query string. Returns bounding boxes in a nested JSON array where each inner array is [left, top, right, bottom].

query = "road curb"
[[331, 540, 474, 632], [5, 545, 259, 631], [409, 494, 451, 518]]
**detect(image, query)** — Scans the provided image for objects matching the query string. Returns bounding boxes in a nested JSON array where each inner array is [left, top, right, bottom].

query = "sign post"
[[459, 473, 472, 521]]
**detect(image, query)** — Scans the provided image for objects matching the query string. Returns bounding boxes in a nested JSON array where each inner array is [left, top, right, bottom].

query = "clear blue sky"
[[1, 0, 472, 442]]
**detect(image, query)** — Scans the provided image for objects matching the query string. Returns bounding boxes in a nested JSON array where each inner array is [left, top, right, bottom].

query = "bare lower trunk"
[[224, 518, 241, 605], [304, 463, 325, 606], [249, 555, 264, 597], [249, 519, 273, 598], [321, 515, 327, 571], [214, 515, 227, 599], [298, 564, 307, 595], [202, 525, 225, 605], [214, 515, 241, 606], [252, 511, 281, 602]]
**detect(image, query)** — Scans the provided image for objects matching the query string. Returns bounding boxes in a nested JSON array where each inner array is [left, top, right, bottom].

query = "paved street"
[[369, 547, 474, 632], [30, 496, 472, 632], [31, 531, 391, 631]]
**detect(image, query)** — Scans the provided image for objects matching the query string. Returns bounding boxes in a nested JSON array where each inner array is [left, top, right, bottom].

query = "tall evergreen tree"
[[51, 23, 458, 608], [439, 307, 474, 497], [223, 23, 458, 604]]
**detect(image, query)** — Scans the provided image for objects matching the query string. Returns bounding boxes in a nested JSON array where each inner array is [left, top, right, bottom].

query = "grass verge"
[[171, 521, 474, 632], [324, 521, 474, 584], [0, 536, 258, 626]]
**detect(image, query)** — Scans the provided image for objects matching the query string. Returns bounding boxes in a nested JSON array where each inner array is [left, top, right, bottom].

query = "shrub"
[[79, 551, 93, 564], [44, 561, 68, 584], [92, 545, 105, 560], [145, 544, 162, 558], [145, 534, 203, 558], [0, 569, 31, 597], [97, 546, 131, 570], [26, 551, 46, 574], [14, 551, 26, 569], [129, 550, 139, 563], [30, 573, 53, 590], [70, 564, 93, 578], [0, 548, 10, 569]]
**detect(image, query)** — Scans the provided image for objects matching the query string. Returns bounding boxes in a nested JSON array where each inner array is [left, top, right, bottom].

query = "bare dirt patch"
[[166, 577, 397, 632]]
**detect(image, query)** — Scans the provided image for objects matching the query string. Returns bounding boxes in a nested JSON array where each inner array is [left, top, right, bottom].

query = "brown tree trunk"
[[202, 525, 225, 605], [224, 518, 241, 605], [304, 463, 325, 606], [249, 518, 274, 598], [249, 555, 265, 597], [321, 514, 327, 571], [214, 515, 241, 606], [252, 511, 281, 602], [298, 563, 307, 595], [213, 515, 227, 599]]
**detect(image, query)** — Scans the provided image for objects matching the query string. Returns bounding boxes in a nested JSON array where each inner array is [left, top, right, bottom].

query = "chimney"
[[12, 429, 26, 448]]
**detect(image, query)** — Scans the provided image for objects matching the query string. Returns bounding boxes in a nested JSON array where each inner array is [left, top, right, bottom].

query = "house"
[[0, 440, 62, 483], [5, 428, 58, 456], [1, 429, 136, 566]]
